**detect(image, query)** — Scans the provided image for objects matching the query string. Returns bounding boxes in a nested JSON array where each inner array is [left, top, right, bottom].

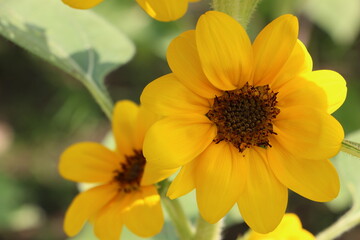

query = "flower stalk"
[[193, 215, 223, 240], [161, 197, 194, 240], [316, 185, 360, 240], [211, 0, 262, 28], [159, 180, 194, 240], [341, 139, 360, 159]]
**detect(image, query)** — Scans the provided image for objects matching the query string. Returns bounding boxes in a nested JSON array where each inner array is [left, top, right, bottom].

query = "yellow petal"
[[248, 213, 315, 240], [301, 70, 347, 114], [253, 14, 298, 85], [195, 142, 247, 223], [167, 160, 198, 199], [59, 142, 119, 183], [269, 140, 339, 202], [64, 183, 118, 236], [196, 11, 253, 90], [133, 105, 159, 150], [143, 114, 216, 168], [141, 162, 179, 186], [136, 0, 188, 22], [93, 198, 125, 240], [276, 74, 328, 111], [269, 40, 313, 90], [113, 100, 139, 155], [274, 106, 344, 160], [124, 186, 164, 237], [141, 74, 210, 116], [62, 0, 104, 9], [167, 30, 221, 98], [237, 148, 288, 234]]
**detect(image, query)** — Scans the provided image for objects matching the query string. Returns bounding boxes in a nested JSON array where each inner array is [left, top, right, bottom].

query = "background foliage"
[[0, 0, 359, 239]]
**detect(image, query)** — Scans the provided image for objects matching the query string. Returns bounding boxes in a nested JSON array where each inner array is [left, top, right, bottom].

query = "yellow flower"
[[59, 100, 177, 240], [246, 213, 315, 240], [62, 0, 199, 22], [141, 11, 346, 233]]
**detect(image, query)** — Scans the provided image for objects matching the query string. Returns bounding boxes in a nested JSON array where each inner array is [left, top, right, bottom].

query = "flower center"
[[113, 150, 146, 193], [206, 83, 280, 152]]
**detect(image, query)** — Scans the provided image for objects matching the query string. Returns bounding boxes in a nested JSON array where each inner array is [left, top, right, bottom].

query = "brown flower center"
[[206, 83, 280, 152], [113, 150, 146, 193]]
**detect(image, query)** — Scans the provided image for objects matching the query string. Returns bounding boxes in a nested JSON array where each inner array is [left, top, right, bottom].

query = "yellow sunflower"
[[246, 213, 315, 240], [62, 0, 199, 21], [140, 11, 346, 233], [59, 100, 177, 240]]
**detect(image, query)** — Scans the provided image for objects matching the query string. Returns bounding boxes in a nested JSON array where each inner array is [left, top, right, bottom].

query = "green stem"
[[159, 180, 194, 240], [211, 0, 262, 28], [316, 210, 360, 240], [316, 185, 360, 240], [193, 215, 223, 240], [162, 197, 194, 240], [341, 140, 360, 159], [82, 80, 114, 120]]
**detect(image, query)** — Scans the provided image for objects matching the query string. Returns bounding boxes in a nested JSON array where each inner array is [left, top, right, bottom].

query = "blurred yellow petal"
[[133, 106, 159, 150], [269, 140, 339, 202], [167, 160, 197, 199], [62, 0, 104, 9], [196, 11, 253, 90], [301, 70, 347, 114], [143, 114, 216, 168], [238, 149, 288, 234], [167, 30, 221, 98], [64, 183, 118, 236], [59, 142, 119, 183], [141, 162, 179, 186], [113, 100, 139, 155], [93, 198, 124, 240], [136, 0, 188, 22], [124, 186, 163, 237], [140, 74, 210, 116], [274, 106, 344, 160], [253, 14, 298, 85], [270, 40, 313, 90], [196, 142, 247, 223], [248, 213, 315, 240]]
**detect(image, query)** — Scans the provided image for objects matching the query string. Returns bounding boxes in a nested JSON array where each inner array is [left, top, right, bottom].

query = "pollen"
[[113, 150, 146, 193], [206, 83, 280, 152]]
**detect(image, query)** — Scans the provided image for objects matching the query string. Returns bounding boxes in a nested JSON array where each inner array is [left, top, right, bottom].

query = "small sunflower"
[[59, 100, 177, 240], [62, 0, 199, 21], [246, 213, 315, 240], [141, 11, 346, 233]]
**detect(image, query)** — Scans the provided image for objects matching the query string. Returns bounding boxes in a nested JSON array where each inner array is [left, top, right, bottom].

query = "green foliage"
[[0, 0, 135, 117], [329, 130, 360, 212], [258, 0, 360, 46], [303, 0, 360, 45], [0, 174, 25, 228]]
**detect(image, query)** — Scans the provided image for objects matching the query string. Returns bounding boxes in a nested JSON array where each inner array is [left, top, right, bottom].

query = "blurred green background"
[[0, 0, 360, 239]]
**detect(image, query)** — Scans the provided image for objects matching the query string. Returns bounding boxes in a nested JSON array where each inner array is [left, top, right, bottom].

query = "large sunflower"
[[59, 100, 176, 240], [62, 0, 199, 22], [141, 11, 346, 233]]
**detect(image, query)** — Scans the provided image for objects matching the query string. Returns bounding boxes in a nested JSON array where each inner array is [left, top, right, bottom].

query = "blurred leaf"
[[328, 129, 360, 212], [0, 0, 135, 117], [303, 0, 360, 45], [0, 173, 25, 227]]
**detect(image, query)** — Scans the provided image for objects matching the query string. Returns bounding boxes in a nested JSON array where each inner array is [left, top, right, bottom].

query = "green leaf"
[[328, 129, 360, 212], [303, 0, 360, 45], [0, 0, 135, 118]]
